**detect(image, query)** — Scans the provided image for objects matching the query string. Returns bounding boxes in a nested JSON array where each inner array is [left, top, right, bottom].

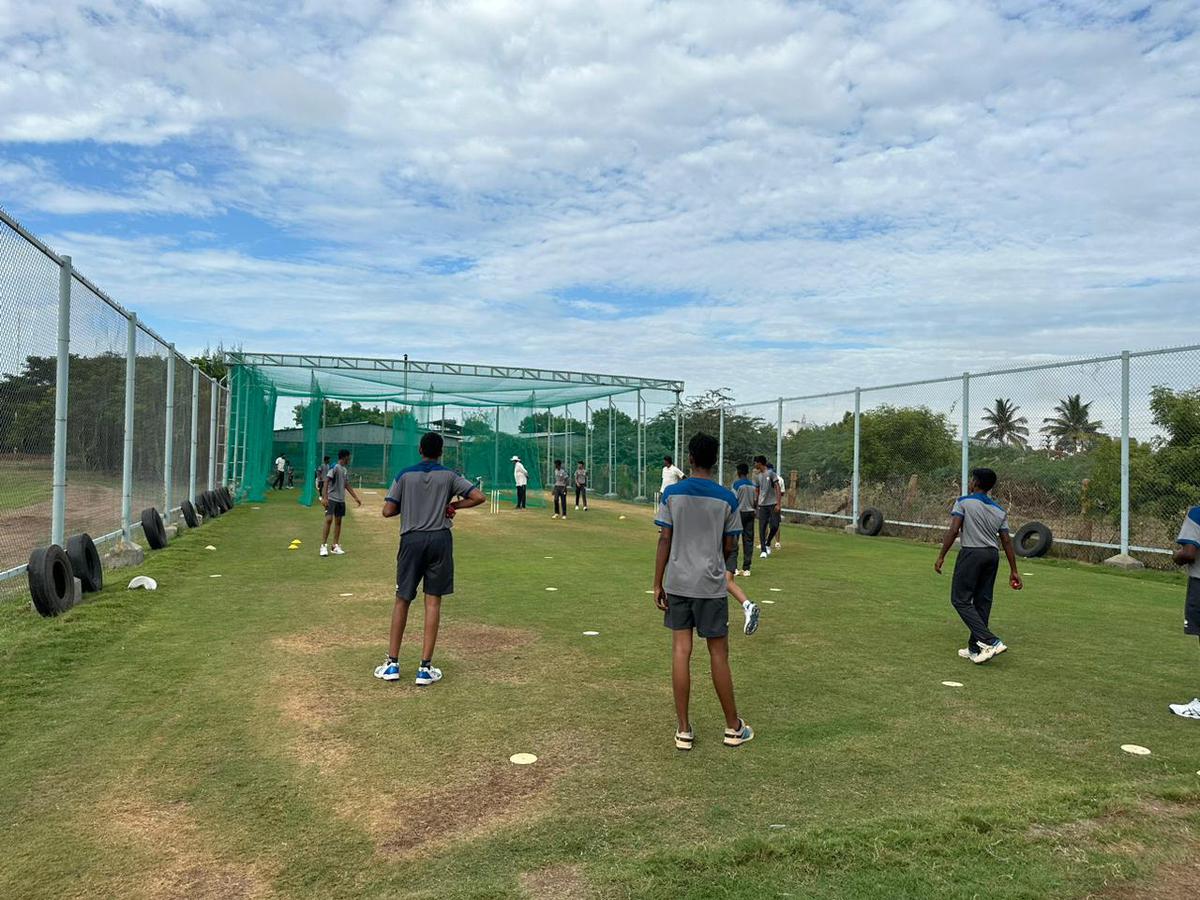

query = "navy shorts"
[[396, 529, 454, 600], [1185, 578, 1200, 637], [664, 593, 728, 639], [324, 500, 346, 519]]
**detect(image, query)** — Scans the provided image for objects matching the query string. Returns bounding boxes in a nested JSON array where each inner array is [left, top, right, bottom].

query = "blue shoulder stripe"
[[1188, 507, 1200, 526]]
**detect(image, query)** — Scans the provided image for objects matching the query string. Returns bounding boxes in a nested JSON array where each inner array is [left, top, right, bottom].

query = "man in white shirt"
[[273, 454, 286, 491], [660, 455, 685, 497], [512, 455, 529, 509]]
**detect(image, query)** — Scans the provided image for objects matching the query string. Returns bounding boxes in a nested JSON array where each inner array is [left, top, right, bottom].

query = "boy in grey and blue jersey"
[[374, 432, 485, 687], [731, 463, 757, 575], [320, 449, 363, 556], [935, 467, 1023, 664], [653, 432, 753, 751], [1167, 506, 1200, 720], [552, 460, 569, 518]]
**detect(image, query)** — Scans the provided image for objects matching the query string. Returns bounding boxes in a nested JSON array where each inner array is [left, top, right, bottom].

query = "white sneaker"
[[319, 544, 329, 557], [774, 541, 781, 550], [373, 658, 400, 681], [575, 505, 579, 510], [760, 551, 768, 559], [958, 648, 972, 659], [331, 544, 345, 555], [415, 665, 443, 686], [971, 640, 1006, 664], [552, 514, 559, 519], [1168, 698, 1200, 719], [743, 601, 760, 636], [741, 569, 750, 578]]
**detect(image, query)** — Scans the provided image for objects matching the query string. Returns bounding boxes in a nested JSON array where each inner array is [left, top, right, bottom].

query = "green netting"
[[228, 365, 277, 502], [299, 380, 321, 505]]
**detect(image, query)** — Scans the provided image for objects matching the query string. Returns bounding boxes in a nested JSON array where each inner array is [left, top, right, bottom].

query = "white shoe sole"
[[374, 670, 400, 681]]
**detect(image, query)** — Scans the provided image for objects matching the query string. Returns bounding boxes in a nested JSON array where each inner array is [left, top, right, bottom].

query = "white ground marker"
[[1121, 744, 1151, 756], [769, 587, 782, 592], [762, 599, 776, 604], [583, 631, 600, 636], [545, 587, 558, 592], [942, 681, 964, 688], [339, 593, 354, 597], [209, 574, 223, 578], [509, 753, 538, 765], [205, 545, 216, 551]]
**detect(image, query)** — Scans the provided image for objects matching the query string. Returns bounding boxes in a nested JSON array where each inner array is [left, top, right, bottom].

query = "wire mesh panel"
[[858, 378, 964, 539], [196, 376, 212, 497], [724, 400, 778, 488], [1128, 347, 1200, 565], [0, 216, 59, 586], [170, 355, 192, 517], [970, 358, 1123, 559], [65, 279, 127, 544], [131, 328, 168, 541], [780, 392, 856, 525]]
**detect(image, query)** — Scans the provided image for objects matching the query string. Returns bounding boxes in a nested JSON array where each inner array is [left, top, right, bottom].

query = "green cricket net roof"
[[225, 353, 684, 407]]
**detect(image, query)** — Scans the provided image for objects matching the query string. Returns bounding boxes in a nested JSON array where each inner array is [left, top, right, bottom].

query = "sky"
[[1, 0, 1198, 412]]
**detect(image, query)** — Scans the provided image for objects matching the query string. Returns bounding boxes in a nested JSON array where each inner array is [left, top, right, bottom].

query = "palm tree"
[[1040, 394, 1103, 454], [975, 398, 1029, 448]]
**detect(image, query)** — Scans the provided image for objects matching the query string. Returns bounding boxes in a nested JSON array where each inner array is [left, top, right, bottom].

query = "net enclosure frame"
[[224, 351, 684, 506]]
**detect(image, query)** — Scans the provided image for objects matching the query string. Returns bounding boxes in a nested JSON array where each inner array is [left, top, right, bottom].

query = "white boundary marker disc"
[[545, 587, 558, 592], [1121, 744, 1151, 756], [942, 681, 964, 687], [769, 588, 782, 592], [544, 556, 554, 559], [252, 506, 261, 510], [644, 590, 654, 594], [582, 631, 600, 636], [209, 574, 223, 578], [510, 752, 537, 765], [762, 600, 776, 604], [205, 545, 217, 551], [769, 824, 787, 830], [339, 593, 354, 597]]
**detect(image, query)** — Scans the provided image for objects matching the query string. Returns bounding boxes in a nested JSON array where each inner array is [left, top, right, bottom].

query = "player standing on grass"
[[934, 467, 1022, 663], [575, 460, 589, 511], [273, 453, 287, 490], [661, 455, 684, 497], [320, 449, 363, 557], [753, 456, 781, 559], [731, 463, 757, 576], [512, 455, 528, 509], [552, 459, 569, 519], [375, 432, 485, 686], [767, 463, 784, 550], [654, 432, 754, 751], [316, 455, 331, 495], [1167, 505, 1200, 720]]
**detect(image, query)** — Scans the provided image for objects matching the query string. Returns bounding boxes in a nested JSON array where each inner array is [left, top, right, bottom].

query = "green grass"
[[1, 493, 1199, 899]]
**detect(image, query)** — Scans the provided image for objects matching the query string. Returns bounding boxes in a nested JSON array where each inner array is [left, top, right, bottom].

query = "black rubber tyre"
[[181, 499, 198, 529], [141, 507, 168, 550], [210, 490, 225, 515], [215, 489, 231, 513], [1014, 521, 1053, 558], [65, 533, 103, 593], [200, 491, 219, 518], [27, 545, 76, 617], [857, 507, 885, 537], [221, 486, 234, 507]]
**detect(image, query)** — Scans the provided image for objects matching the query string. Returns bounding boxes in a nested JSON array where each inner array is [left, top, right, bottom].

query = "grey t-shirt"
[[554, 468, 569, 489], [732, 478, 757, 513], [326, 463, 348, 503], [575, 467, 588, 486], [655, 477, 741, 599], [1177, 507, 1200, 579], [755, 469, 779, 507], [951, 493, 1010, 549], [386, 461, 476, 535]]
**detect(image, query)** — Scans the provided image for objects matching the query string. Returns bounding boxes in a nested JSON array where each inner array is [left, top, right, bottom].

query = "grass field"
[[2, 492, 1199, 899]]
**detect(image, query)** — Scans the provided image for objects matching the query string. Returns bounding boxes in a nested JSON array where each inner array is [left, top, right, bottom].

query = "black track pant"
[[951, 547, 1000, 651], [575, 485, 587, 507], [516, 485, 527, 508], [757, 506, 777, 553], [740, 511, 756, 570], [273, 470, 285, 490], [554, 489, 568, 516]]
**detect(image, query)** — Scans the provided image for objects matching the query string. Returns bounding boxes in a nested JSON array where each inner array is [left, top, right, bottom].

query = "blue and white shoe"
[[971, 640, 1007, 664], [743, 601, 760, 636], [724, 719, 754, 747], [374, 658, 401, 681], [415, 665, 443, 686]]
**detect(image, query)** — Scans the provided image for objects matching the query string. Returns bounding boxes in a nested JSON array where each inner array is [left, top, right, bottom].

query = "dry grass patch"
[[519, 863, 592, 899]]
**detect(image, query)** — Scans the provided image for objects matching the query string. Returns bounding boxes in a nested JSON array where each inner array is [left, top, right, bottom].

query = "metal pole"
[[208, 377, 218, 489], [382, 400, 389, 484], [494, 405, 500, 491], [718, 404, 725, 484], [1120, 350, 1131, 557], [566, 405, 571, 467], [636, 390, 644, 499], [608, 395, 615, 497], [673, 391, 681, 463], [220, 379, 231, 486], [238, 371, 248, 490], [852, 387, 861, 525], [189, 364, 199, 503], [776, 398, 784, 469], [51, 256, 71, 547], [163, 346, 176, 522], [121, 314, 137, 541], [960, 372, 970, 495]]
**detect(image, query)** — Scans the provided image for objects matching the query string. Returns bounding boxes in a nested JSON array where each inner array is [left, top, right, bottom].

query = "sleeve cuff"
[[1178, 539, 1200, 547], [724, 529, 742, 536], [383, 497, 399, 505], [950, 512, 964, 518], [654, 520, 671, 529]]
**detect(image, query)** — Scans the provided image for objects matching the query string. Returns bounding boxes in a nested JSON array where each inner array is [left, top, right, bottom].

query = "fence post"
[[1105, 352, 1142, 568], [189, 365, 199, 504], [852, 387, 861, 527], [960, 372, 970, 495], [494, 405, 500, 490], [636, 390, 645, 499], [607, 395, 615, 497], [673, 391, 681, 464], [51, 256, 72, 547], [238, 372, 248, 490], [718, 404, 725, 485], [565, 405, 571, 471], [163, 346, 175, 522], [219, 378, 231, 486], [208, 378, 218, 490], [776, 397, 783, 469], [121, 314, 137, 541]]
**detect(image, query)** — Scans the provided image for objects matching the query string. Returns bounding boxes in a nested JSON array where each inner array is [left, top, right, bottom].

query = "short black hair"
[[419, 432, 444, 458], [323, 455, 330, 463], [737, 462, 749, 476], [753, 454, 767, 466], [688, 432, 718, 469], [337, 448, 350, 461], [577, 460, 585, 466], [664, 455, 673, 465], [555, 459, 563, 467], [972, 467, 997, 492]]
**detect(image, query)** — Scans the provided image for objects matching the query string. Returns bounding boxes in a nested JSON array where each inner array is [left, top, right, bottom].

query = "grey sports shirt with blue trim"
[[385, 461, 476, 535], [951, 492, 1010, 549], [755, 469, 780, 507], [656, 477, 741, 599], [326, 463, 348, 503], [732, 478, 757, 513], [1178, 506, 1200, 579]]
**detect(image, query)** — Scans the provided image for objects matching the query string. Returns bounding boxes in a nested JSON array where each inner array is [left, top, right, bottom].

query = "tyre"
[[65, 533, 103, 593], [201, 491, 220, 518], [857, 507, 885, 537], [27, 545, 76, 617], [141, 507, 168, 550], [221, 486, 234, 507], [181, 499, 198, 529], [215, 488, 231, 512], [1014, 521, 1052, 558]]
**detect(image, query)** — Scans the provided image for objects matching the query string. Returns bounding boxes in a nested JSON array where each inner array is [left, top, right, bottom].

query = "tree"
[[858, 405, 957, 482], [975, 398, 1030, 448], [1040, 394, 1103, 454]]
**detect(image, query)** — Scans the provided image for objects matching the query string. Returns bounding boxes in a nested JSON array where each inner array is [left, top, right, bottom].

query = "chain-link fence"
[[0, 209, 231, 598], [723, 348, 1200, 568]]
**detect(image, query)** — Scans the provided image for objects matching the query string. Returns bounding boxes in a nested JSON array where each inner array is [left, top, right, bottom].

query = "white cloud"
[[0, 0, 1197, 405]]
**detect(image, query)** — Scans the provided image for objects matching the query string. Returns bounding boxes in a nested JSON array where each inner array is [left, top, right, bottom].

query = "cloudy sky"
[[1, 0, 1197, 407]]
